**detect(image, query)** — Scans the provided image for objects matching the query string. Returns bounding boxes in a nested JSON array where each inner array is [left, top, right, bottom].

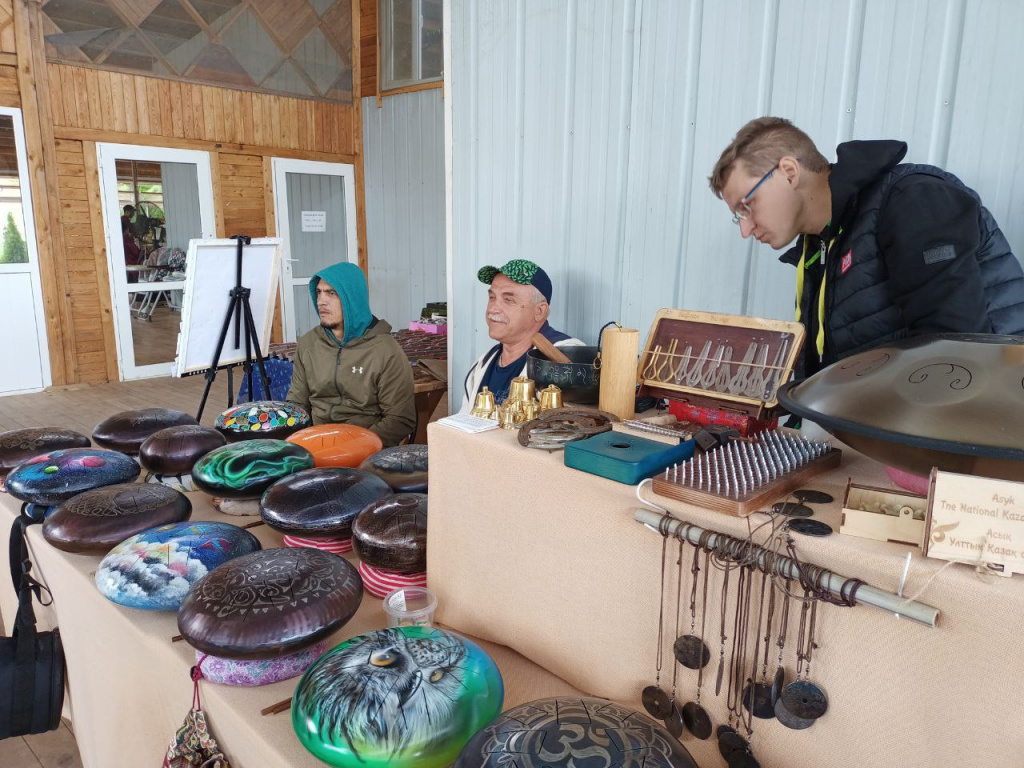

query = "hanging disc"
[[787, 518, 833, 537], [774, 697, 815, 730], [673, 635, 711, 669], [642, 685, 672, 719], [781, 679, 829, 719], [716, 724, 737, 739], [742, 679, 776, 719], [727, 751, 762, 768], [681, 701, 712, 740], [771, 501, 813, 517], [794, 489, 834, 504], [718, 730, 749, 760], [663, 701, 684, 739], [771, 666, 786, 706]]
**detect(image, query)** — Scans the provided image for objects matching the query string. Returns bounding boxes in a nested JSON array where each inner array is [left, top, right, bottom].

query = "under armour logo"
[[351, 366, 364, 374]]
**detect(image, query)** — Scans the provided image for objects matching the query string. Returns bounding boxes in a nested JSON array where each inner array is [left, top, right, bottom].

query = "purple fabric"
[[197, 641, 328, 687]]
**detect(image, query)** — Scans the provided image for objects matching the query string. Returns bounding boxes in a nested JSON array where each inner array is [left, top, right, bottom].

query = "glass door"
[[0, 108, 50, 395], [98, 144, 215, 379], [272, 158, 359, 341]]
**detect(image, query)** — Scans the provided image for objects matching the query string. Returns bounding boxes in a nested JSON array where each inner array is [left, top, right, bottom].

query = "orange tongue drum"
[[531, 333, 572, 364]]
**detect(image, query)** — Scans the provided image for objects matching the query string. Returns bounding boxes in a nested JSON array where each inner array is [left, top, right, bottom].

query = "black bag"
[[0, 508, 65, 739]]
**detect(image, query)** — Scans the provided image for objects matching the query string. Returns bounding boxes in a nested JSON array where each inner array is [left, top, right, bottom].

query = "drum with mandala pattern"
[[177, 547, 363, 659], [0, 428, 91, 475]]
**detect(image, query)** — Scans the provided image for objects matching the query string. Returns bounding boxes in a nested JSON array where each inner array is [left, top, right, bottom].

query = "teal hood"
[[308, 262, 373, 346]]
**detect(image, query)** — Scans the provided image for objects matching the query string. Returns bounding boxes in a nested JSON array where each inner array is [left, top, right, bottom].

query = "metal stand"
[[196, 235, 273, 421], [634, 508, 941, 627]]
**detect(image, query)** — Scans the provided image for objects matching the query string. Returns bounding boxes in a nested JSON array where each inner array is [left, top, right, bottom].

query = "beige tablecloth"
[[426, 423, 1024, 768], [0, 490, 583, 768]]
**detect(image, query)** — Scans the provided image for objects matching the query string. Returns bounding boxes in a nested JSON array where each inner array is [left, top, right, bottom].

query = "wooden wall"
[[5, 0, 367, 386], [361, 0, 378, 97]]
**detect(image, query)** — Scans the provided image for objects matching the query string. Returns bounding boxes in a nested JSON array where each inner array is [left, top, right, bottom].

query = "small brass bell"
[[499, 400, 523, 430], [523, 399, 540, 422], [471, 387, 497, 419], [538, 385, 563, 411]]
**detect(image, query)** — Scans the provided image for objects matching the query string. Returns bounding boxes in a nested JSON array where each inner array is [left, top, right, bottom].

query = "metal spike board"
[[651, 430, 842, 517]]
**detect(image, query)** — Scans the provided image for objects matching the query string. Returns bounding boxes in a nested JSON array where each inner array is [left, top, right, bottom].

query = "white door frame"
[[0, 107, 50, 395], [97, 143, 216, 379], [271, 158, 358, 342]]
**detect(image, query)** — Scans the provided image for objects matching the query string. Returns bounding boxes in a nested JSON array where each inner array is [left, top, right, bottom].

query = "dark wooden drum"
[[139, 425, 227, 476], [358, 444, 428, 493], [92, 408, 198, 455], [4, 448, 141, 506], [352, 493, 428, 574], [0, 428, 90, 475], [260, 468, 393, 537], [177, 547, 363, 659], [43, 482, 191, 553]]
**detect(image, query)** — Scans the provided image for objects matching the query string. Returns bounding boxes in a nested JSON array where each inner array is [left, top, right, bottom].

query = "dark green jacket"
[[285, 262, 416, 447]]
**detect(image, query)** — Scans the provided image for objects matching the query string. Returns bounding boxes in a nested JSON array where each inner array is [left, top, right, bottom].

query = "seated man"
[[286, 262, 416, 447], [460, 259, 583, 412]]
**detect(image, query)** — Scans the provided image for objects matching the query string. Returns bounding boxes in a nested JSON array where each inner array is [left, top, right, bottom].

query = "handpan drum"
[[139, 425, 226, 476], [293, 626, 504, 768], [455, 696, 698, 768], [191, 439, 313, 499], [215, 401, 310, 442], [0, 428, 90, 475], [352, 493, 428, 574], [778, 333, 1024, 480], [92, 408, 198, 455], [287, 424, 383, 468], [358, 444, 429, 493], [42, 482, 191, 554], [260, 468, 393, 537], [4, 448, 141, 506], [177, 547, 363, 659], [96, 521, 262, 611]]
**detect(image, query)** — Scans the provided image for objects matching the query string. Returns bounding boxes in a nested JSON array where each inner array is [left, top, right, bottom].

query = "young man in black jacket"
[[710, 116, 1024, 377]]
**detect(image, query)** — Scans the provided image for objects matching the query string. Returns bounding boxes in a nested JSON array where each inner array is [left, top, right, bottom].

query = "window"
[[379, 0, 442, 91], [41, 0, 354, 105], [116, 160, 165, 248]]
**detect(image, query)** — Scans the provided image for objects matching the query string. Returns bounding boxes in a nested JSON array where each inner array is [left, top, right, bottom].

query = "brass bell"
[[471, 387, 497, 419], [523, 399, 539, 422], [538, 385, 563, 411], [499, 400, 523, 430], [508, 376, 536, 404]]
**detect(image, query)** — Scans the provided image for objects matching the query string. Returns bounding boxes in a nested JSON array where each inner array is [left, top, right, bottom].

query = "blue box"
[[564, 431, 696, 485]]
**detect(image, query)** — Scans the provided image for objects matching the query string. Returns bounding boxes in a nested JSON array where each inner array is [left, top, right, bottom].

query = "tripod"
[[196, 235, 273, 421]]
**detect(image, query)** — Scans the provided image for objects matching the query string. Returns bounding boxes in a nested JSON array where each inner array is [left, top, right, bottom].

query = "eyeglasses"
[[731, 164, 779, 225]]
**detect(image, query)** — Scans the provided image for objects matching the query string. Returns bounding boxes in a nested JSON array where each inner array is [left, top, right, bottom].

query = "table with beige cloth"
[[0, 490, 585, 768], [426, 422, 1024, 768]]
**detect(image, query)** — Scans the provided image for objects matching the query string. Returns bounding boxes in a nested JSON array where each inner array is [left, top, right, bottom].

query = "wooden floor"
[[129, 302, 182, 367], [0, 372, 448, 767]]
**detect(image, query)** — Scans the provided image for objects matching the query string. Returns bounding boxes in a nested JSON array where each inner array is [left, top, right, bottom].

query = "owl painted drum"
[[352, 493, 427, 574], [358, 444, 428, 493], [95, 521, 262, 611], [287, 424, 383, 468], [455, 697, 699, 768], [260, 467, 393, 538], [191, 440, 314, 499], [293, 626, 504, 768], [5, 448, 141, 506], [177, 547, 363, 659], [43, 482, 191, 554], [215, 401, 310, 442], [0, 428, 90, 476], [92, 408, 198, 455]]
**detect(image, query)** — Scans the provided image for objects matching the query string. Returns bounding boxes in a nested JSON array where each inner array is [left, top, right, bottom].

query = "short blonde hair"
[[709, 117, 830, 198]]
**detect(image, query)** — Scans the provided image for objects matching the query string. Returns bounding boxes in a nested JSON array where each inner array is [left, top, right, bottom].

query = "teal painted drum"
[[293, 626, 505, 768], [192, 440, 313, 499], [215, 401, 311, 442]]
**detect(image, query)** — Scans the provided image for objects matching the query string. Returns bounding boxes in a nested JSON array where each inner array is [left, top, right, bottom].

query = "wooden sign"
[[924, 469, 1024, 577]]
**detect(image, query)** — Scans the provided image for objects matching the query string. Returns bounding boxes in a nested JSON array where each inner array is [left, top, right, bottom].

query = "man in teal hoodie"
[[286, 262, 416, 447]]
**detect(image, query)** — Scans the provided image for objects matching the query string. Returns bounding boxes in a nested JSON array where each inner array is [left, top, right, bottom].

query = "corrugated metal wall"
[[448, 0, 1024, 409], [362, 90, 447, 331]]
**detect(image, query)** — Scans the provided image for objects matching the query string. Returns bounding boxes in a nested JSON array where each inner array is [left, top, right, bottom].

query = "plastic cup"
[[382, 586, 438, 627]]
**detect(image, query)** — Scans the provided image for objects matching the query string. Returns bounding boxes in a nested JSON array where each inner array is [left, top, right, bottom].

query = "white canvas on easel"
[[174, 237, 281, 377]]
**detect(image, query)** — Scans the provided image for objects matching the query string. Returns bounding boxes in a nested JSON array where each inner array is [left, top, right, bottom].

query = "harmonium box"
[[637, 309, 806, 436]]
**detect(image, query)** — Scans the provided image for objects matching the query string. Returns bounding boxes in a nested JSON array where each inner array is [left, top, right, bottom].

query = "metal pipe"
[[634, 508, 940, 628]]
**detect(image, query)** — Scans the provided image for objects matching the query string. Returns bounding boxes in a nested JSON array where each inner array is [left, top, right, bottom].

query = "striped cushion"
[[358, 561, 427, 599], [282, 534, 354, 554]]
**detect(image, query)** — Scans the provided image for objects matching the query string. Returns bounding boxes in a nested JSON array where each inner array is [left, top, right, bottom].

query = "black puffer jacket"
[[781, 140, 1024, 377]]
